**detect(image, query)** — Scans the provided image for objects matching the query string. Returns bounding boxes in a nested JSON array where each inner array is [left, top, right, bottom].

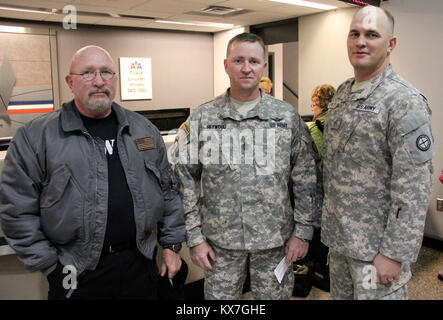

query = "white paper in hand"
[[274, 256, 290, 284]]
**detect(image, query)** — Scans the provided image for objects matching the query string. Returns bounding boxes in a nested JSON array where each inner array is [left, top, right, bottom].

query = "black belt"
[[105, 242, 137, 255]]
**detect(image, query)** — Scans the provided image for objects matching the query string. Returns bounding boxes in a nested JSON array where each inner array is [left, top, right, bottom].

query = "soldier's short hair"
[[378, 6, 395, 35], [226, 32, 266, 58], [383, 8, 395, 35], [355, 5, 395, 35]]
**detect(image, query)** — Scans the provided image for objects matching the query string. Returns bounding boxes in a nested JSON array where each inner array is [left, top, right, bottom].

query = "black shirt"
[[80, 110, 136, 252]]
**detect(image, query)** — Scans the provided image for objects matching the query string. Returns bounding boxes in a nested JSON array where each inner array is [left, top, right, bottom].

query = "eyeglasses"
[[70, 70, 116, 81]]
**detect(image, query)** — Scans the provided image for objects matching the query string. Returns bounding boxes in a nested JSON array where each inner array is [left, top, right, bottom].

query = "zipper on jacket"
[[116, 127, 140, 243], [82, 130, 97, 243], [81, 130, 101, 267]]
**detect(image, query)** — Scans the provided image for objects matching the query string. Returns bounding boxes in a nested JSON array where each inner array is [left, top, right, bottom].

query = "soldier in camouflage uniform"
[[322, 6, 434, 299], [172, 33, 319, 299]]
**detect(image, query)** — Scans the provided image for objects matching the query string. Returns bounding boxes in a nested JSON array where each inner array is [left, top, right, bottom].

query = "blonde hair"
[[311, 84, 336, 110], [260, 76, 273, 93], [227, 32, 266, 59]]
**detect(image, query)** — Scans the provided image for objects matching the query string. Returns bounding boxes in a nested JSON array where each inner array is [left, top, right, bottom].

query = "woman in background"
[[309, 84, 336, 169], [293, 84, 335, 297], [259, 76, 273, 94]]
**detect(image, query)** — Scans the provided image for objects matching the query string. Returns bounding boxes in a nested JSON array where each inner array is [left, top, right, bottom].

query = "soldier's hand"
[[373, 253, 401, 284], [190, 242, 216, 271], [285, 236, 309, 264]]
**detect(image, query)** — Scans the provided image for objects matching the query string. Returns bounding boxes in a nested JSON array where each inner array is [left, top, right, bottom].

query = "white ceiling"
[[0, 0, 354, 32]]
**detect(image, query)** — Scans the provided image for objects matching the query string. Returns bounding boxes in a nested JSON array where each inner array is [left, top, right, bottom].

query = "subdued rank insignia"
[[135, 136, 155, 151], [416, 134, 431, 151]]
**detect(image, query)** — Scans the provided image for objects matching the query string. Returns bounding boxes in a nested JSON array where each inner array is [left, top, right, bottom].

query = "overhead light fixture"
[[156, 20, 234, 28], [0, 25, 26, 33], [268, 0, 337, 10], [0, 5, 56, 15]]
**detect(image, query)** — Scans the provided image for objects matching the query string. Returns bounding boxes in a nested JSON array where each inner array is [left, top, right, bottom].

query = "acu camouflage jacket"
[[173, 90, 319, 250]]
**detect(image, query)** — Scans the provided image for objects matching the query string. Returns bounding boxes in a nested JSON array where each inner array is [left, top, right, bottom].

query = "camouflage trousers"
[[204, 242, 294, 300], [328, 249, 411, 300]]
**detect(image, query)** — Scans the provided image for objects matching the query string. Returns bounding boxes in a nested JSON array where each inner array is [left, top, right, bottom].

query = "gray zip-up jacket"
[[0, 100, 186, 275]]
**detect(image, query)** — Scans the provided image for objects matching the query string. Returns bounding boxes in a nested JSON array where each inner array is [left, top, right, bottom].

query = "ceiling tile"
[[42, 13, 105, 24], [141, 20, 226, 33], [64, 4, 120, 15], [95, 17, 151, 27], [165, 14, 233, 23], [118, 9, 174, 19], [130, 0, 212, 14], [226, 10, 294, 25], [169, 0, 228, 5], [71, 0, 150, 9], [219, 0, 286, 10]]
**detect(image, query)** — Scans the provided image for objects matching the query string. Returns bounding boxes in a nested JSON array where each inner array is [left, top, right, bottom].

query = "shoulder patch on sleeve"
[[416, 134, 431, 152], [400, 115, 434, 164], [391, 98, 434, 164], [177, 122, 190, 144]]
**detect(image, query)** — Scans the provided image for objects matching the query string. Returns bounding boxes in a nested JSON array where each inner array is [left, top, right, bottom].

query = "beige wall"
[[299, 0, 443, 240], [283, 41, 299, 109], [57, 26, 214, 111], [299, 7, 354, 115]]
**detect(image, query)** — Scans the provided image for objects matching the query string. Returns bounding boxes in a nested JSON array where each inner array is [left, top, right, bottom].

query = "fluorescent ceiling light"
[[156, 20, 234, 28], [0, 25, 26, 33], [0, 5, 56, 14], [269, 0, 337, 10]]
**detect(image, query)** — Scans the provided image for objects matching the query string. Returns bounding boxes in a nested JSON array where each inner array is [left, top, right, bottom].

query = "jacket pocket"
[[40, 165, 85, 244], [143, 160, 165, 228], [144, 160, 162, 188]]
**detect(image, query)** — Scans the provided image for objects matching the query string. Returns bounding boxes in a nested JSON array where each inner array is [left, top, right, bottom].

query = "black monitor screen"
[[339, 0, 381, 6]]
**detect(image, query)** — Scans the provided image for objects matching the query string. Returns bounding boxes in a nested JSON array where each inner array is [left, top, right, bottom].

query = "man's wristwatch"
[[162, 243, 182, 253]]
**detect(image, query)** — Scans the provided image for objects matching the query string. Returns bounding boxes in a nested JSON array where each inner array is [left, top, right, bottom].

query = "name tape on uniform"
[[354, 104, 380, 114]]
